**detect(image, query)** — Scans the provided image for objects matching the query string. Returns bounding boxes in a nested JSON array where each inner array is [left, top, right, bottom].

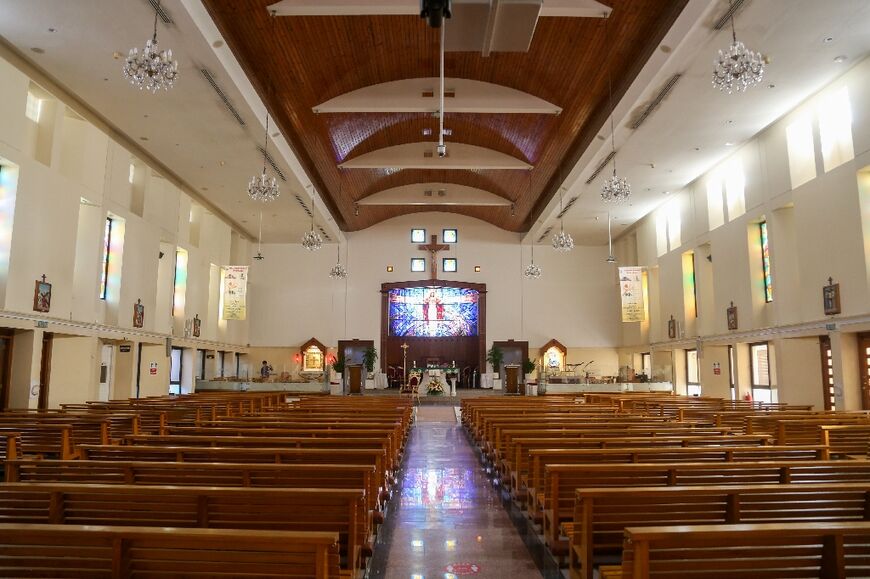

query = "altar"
[[412, 367, 459, 396]]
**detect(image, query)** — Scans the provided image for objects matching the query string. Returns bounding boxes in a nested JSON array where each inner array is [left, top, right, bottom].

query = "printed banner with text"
[[618, 266, 646, 322], [222, 265, 248, 321]]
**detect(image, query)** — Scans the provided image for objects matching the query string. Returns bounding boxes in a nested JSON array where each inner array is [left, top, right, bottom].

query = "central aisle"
[[371, 406, 541, 578]]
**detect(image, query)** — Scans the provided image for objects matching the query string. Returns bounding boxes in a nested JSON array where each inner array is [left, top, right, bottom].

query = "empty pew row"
[[0, 524, 342, 579], [567, 482, 870, 579], [0, 482, 367, 573], [620, 521, 870, 579]]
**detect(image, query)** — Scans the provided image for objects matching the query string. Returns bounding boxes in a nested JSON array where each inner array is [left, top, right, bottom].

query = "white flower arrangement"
[[427, 376, 445, 395]]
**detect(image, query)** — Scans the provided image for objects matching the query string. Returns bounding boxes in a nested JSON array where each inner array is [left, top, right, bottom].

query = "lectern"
[[504, 365, 522, 395], [347, 365, 363, 395]]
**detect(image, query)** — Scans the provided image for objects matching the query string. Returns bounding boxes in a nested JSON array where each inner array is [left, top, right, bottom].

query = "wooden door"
[[0, 332, 12, 410], [505, 366, 519, 395], [348, 366, 363, 395], [859, 334, 870, 410], [38, 333, 53, 410]]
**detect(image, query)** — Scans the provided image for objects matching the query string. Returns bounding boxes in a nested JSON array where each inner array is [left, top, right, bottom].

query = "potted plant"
[[331, 353, 345, 378], [522, 358, 536, 381], [486, 345, 504, 378], [362, 346, 378, 378]]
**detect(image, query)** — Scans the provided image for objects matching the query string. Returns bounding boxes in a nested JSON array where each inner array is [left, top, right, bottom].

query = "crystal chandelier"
[[601, 18, 631, 205], [301, 188, 323, 251], [524, 245, 542, 279], [552, 185, 575, 253], [712, 1, 764, 94], [248, 115, 280, 203], [122, 0, 178, 93], [329, 244, 347, 279]]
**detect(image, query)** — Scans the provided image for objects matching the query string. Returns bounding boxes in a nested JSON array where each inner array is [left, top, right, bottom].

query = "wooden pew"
[[0, 482, 365, 574], [544, 460, 870, 554], [0, 523, 341, 579], [4, 459, 379, 516], [76, 444, 389, 510], [569, 483, 870, 579], [0, 424, 76, 460], [820, 424, 870, 457], [529, 444, 830, 523], [621, 521, 870, 579]]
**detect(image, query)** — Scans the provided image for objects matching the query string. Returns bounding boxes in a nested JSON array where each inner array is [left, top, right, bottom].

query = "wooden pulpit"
[[348, 365, 363, 395], [505, 365, 520, 395]]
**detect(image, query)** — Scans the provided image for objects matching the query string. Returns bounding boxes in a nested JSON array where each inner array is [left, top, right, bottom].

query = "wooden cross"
[[418, 234, 449, 280]]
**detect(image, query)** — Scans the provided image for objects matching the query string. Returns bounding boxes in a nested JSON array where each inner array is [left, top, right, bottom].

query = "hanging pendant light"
[[524, 245, 542, 279], [301, 186, 323, 251], [247, 115, 280, 203], [253, 211, 265, 260], [122, 0, 178, 92], [605, 212, 617, 263], [551, 166, 574, 252], [329, 244, 348, 279], [712, 0, 764, 94], [600, 13, 631, 204]]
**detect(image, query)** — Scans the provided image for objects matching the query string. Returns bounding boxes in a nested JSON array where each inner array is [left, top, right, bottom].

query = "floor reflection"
[[400, 467, 477, 510]]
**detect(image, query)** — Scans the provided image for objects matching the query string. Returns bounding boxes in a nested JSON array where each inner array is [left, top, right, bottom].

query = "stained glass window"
[[760, 221, 772, 303], [411, 229, 426, 243], [99, 217, 113, 300], [443, 229, 458, 243], [388, 287, 479, 337], [410, 258, 426, 273], [442, 258, 457, 272]]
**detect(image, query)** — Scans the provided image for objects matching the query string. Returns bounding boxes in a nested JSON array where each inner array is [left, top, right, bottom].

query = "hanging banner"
[[222, 265, 248, 320], [619, 266, 646, 322]]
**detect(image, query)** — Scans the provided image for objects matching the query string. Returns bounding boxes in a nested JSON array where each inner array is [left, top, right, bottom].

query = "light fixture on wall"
[[600, 14, 631, 205], [329, 244, 348, 279], [122, 0, 178, 92], [247, 114, 280, 203], [605, 212, 616, 263], [712, 0, 765, 94], [301, 185, 323, 251], [524, 245, 542, 279]]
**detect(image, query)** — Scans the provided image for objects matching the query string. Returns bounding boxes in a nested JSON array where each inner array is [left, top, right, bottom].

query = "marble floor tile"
[[370, 415, 542, 579]]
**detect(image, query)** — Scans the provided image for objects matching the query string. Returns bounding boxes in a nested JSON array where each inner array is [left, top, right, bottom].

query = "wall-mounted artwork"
[[192, 314, 201, 337], [133, 299, 144, 328], [388, 286, 479, 337], [727, 302, 738, 330], [33, 275, 51, 313], [823, 277, 841, 316]]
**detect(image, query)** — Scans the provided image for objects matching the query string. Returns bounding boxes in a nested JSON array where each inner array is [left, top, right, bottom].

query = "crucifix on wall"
[[418, 234, 449, 280]]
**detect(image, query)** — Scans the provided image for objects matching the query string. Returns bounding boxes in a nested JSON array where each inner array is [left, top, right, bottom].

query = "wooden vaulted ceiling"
[[202, 0, 688, 232]]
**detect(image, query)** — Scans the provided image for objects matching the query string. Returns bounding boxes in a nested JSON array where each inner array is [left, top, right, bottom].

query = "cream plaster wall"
[[0, 51, 250, 406]]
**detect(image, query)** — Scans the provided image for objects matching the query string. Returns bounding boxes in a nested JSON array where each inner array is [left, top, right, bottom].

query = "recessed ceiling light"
[[767, 83, 776, 89], [663, 191, 670, 195], [219, 161, 226, 166], [834, 55, 847, 63], [139, 136, 148, 141], [212, 40, 224, 48], [112, 51, 122, 60], [823, 36, 834, 44], [271, 132, 279, 137], [725, 142, 734, 147], [694, 147, 700, 151], [47, 27, 56, 33], [30, 47, 45, 54], [659, 45, 672, 53], [103, 78, 109, 81], [725, 120, 733, 125], [201, 187, 208, 191]]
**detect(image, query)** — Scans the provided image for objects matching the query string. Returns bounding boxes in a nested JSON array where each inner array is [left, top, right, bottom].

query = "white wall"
[[249, 212, 621, 376], [614, 57, 870, 407], [0, 51, 250, 405]]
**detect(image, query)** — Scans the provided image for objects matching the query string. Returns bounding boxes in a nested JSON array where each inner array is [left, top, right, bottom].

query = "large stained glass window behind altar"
[[389, 287, 479, 337]]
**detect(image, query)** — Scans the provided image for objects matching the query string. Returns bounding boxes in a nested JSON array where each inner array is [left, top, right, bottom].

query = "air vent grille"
[[199, 68, 246, 127], [294, 195, 313, 217], [713, 0, 747, 30], [146, 0, 173, 24], [256, 146, 287, 182], [557, 196, 578, 219], [630, 74, 681, 130], [537, 226, 553, 243], [585, 151, 616, 185]]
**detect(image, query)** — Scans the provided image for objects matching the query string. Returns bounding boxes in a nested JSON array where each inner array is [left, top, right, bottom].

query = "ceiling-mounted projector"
[[420, 0, 451, 28]]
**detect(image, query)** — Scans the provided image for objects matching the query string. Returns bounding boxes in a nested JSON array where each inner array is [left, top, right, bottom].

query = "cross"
[[418, 234, 449, 280]]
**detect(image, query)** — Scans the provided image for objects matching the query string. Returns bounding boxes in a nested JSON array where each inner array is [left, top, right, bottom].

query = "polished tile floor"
[[370, 408, 542, 579]]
